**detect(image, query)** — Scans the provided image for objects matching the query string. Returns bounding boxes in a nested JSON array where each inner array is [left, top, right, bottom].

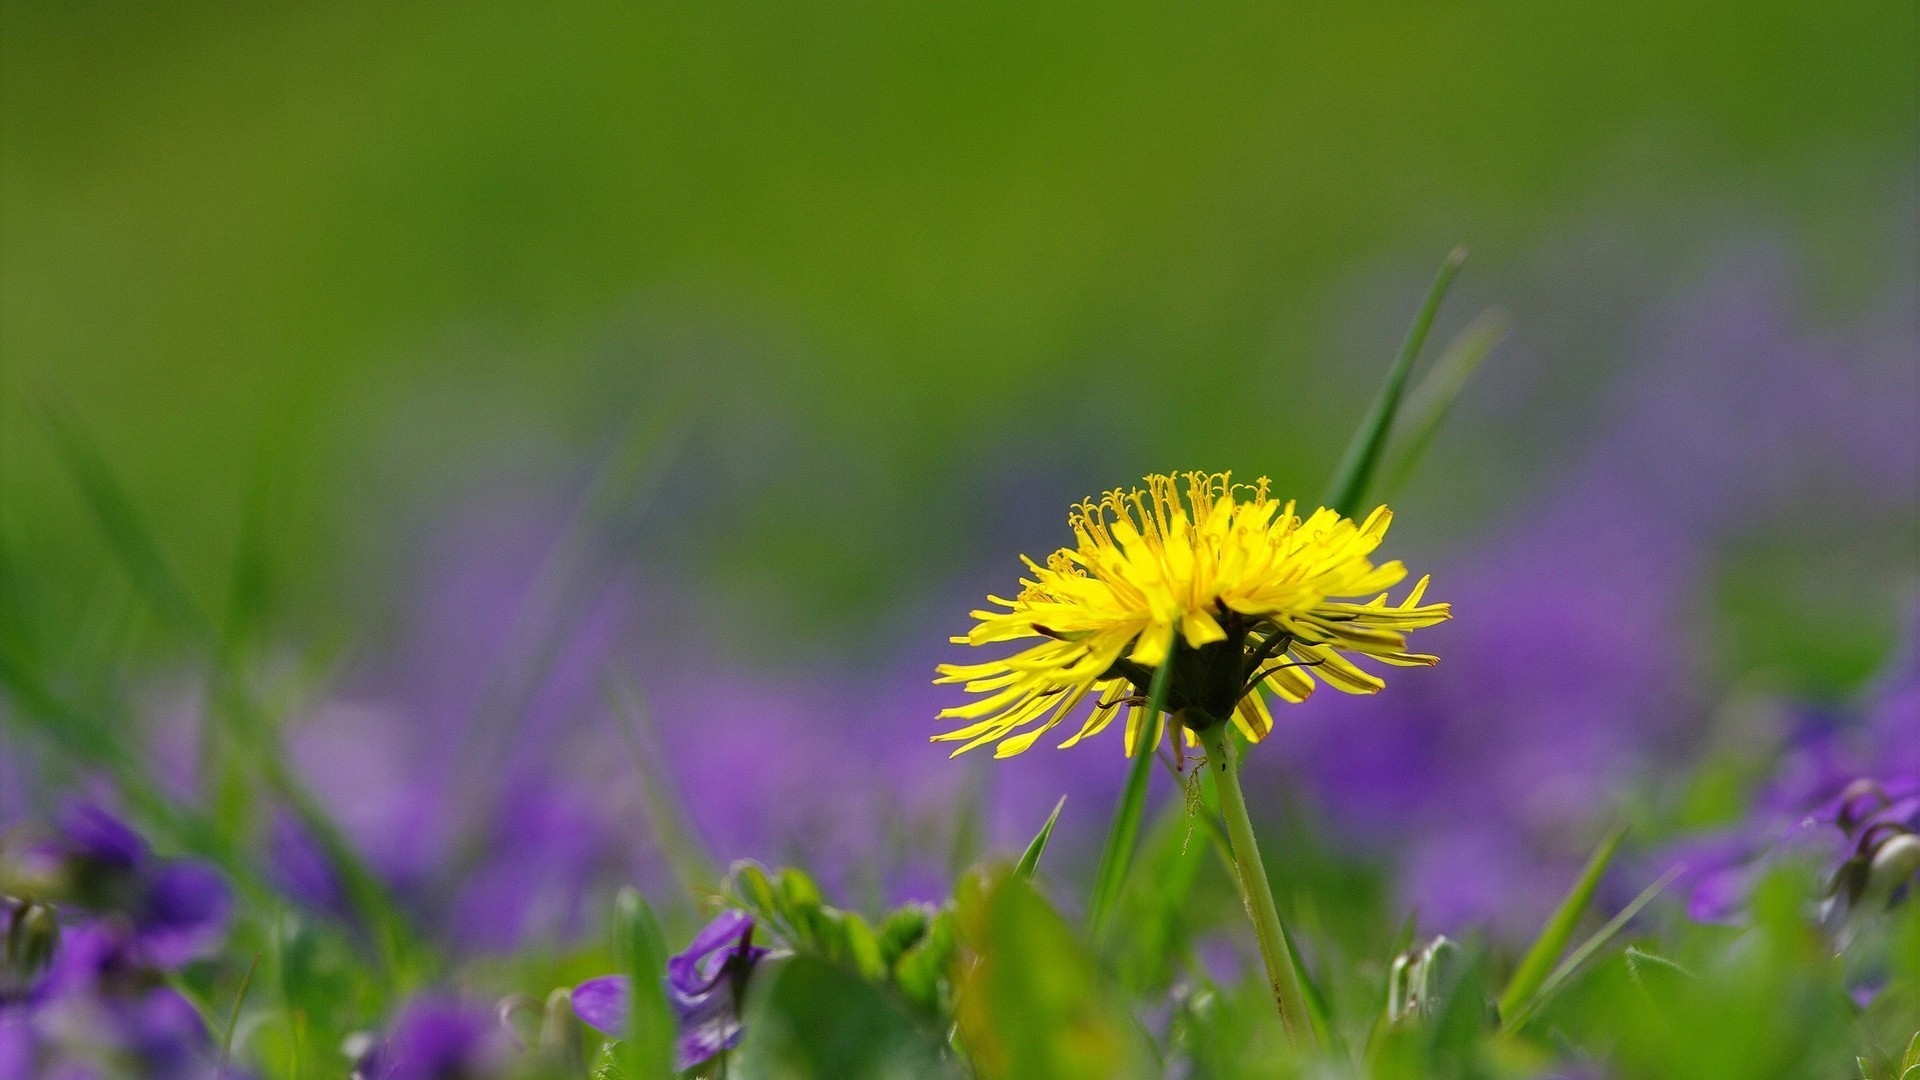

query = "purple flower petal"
[[54, 801, 148, 869], [135, 861, 233, 969], [666, 910, 753, 993], [570, 975, 630, 1037], [365, 996, 507, 1080], [676, 1015, 745, 1071]]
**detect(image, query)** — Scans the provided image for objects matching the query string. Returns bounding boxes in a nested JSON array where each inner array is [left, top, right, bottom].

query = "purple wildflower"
[[354, 996, 512, 1080], [1657, 602, 1920, 927], [10, 801, 232, 970], [574, 909, 773, 1070], [0, 922, 220, 1079]]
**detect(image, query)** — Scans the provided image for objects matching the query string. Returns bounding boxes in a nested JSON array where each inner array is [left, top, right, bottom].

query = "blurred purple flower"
[[266, 809, 349, 919], [574, 909, 772, 1070], [1657, 604, 1920, 925], [9, 801, 232, 970], [354, 996, 511, 1080], [0, 921, 220, 1079]]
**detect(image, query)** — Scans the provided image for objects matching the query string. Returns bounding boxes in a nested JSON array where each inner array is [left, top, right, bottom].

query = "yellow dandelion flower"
[[933, 471, 1450, 758]]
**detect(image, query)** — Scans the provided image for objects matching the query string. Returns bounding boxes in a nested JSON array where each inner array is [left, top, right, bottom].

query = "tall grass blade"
[[441, 401, 688, 881], [218, 952, 263, 1077], [1496, 824, 1626, 1022], [613, 887, 677, 1079], [38, 402, 421, 985], [606, 670, 721, 893], [37, 402, 210, 641], [1087, 646, 1177, 935], [1321, 246, 1467, 518], [1277, 916, 1337, 1046], [1014, 796, 1067, 881], [1503, 865, 1681, 1032], [1381, 307, 1508, 499]]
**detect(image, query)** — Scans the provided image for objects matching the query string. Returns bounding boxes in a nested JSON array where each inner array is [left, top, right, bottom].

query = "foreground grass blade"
[[1503, 864, 1682, 1032], [1321, 246, 1468, 519], [1382, 307, 1508, 499], [1015, 796, 1068, 881], [1497, 824, 1627, 1022], [1087, 647, 1177, 935], [613, 888, 677, 1079]]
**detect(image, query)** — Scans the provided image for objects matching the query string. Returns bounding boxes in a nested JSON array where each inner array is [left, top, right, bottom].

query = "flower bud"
[[1, 897, 59, 1002], [1387, 935, 1460, 1024], [539, 986, 585, 1069], [1865, 831, 1920, 905]]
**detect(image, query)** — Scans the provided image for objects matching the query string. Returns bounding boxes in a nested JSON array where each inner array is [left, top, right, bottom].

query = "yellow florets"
[[933, 471, 1449, 758]]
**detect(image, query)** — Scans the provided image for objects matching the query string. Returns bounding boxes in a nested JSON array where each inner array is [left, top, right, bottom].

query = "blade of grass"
[[1087, 645, 1177, 935], [613, 887, 677, 1080], [1380, 307, 1508, 500], [1320, 246, 1468, 518], [606, 669, 721, 894], [1496, 824, 1627, 1022], [440, 401, 689, 881], [37, 402, 211, 641], [1503, 865, 1681, 1033], [219, 953, 263, 1077], [36, 403, 422, 985], [1277, 915, 1337, 1048], [1014, 796, 1067, 881]]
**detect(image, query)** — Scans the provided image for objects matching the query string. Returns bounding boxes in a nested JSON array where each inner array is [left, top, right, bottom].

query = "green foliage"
[[1015, 795, 1068, 881], [1320, 247, 1466, 520], [1545, 866, 1860, 1079], [724, 862, 955, 1017], [737, 955, 955, 1078], [611, 889, 676, 1080], [1497, 824, 1626, 1023], [1088, 645, 1177, 935], [955, 871, 1156, 1080]]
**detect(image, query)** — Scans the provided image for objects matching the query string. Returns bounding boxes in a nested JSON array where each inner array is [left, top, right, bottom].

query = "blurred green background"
[[2, 0, 1914, 640]]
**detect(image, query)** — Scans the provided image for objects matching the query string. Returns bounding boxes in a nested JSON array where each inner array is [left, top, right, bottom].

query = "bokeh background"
[[2, 1, 1915, 953]]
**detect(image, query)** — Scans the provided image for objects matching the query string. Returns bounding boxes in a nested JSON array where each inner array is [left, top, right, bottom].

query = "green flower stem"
[[1197, 723, 1312, 1045]]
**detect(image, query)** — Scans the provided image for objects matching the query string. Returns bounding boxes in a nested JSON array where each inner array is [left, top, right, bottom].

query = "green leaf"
[[1014, 795, 1067, 881], [779, 866, 826, 912], [890, 909, 956, 1017], [1087, 646, 1177, 935], [1423, 944, 1495, 1071], [831, 909, 889, 982], [1380, 306, 1508, 500], [611, 888, 676, 1080], [1320, 246, 1468, 519], [1497, 824, 1626, 1023], [875, 904, 931, 966], [955, 873, 1153, 1080], [736, 954, 955, 1078]]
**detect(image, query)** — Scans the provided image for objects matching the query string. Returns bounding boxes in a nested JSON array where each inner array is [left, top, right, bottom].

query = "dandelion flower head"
[[934, 472, 1450, 758]]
